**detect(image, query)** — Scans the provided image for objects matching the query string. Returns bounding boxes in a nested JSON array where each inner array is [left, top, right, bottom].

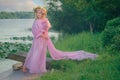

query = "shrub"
[[102, 17, 120, 53]]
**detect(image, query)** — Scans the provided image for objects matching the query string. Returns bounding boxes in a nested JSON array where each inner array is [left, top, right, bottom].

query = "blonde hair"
[[33, 6, 47, 19], [41, 7, 47, 16], [33, 6, 41, 13]]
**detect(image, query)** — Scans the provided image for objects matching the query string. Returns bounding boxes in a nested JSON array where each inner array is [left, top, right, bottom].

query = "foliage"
[[0, 35, 58, 58], [46, 32, 102, 59], [49, 60, 76, 72], [47, 0, 120, 34], [10, 36, 33, 41], [54, 32, 101, 53], [102, 17, 120, 53], [0, 31, 119, 79], [0, 11, 34, 19], [39, 32, 119, 80], [0, 42, 31, 58], [39, 50, 120, 80]]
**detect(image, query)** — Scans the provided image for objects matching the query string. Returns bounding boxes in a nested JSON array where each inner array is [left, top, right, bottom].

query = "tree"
[[0, 11, 34, 19], [47, 0, 120, 34]]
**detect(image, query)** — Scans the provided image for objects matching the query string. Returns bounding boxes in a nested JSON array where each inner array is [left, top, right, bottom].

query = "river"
[[0, 19, 59, 43]]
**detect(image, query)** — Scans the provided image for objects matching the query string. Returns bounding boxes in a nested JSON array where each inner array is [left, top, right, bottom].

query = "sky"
[[0, 0, 44, 12]]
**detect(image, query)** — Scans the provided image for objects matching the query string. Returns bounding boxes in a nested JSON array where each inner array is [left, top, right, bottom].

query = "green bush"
[[102, 17, 120, 53]]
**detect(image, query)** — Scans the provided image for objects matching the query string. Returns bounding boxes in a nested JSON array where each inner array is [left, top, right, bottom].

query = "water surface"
[[0, 19, 58, 43]]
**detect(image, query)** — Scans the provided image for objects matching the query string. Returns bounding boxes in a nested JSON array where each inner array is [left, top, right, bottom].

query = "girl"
[[22, 6, 97, 73]]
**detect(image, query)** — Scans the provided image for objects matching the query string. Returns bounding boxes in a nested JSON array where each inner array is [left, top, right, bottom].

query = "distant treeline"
[[0, 11, 34, 19]]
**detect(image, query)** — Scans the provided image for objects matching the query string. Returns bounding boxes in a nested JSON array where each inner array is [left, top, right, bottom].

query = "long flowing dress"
[[23, 18, 97, 73]]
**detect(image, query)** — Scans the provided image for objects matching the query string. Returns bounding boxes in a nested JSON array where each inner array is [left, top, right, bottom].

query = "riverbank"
[[0, 32, 119, 80], [38, 32, 120, 80]]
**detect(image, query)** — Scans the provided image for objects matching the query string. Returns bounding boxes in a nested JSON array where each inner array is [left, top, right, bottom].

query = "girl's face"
[[36, 9, 42, 19]]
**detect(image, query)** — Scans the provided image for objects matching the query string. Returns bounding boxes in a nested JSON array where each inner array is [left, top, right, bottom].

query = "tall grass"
[[55, 32, 102, 53], [39, 32, 120, 80], [47, 32, 102, 57]]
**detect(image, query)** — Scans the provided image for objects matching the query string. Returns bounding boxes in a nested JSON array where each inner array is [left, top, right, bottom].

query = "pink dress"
[[23, 18, 97, 73]]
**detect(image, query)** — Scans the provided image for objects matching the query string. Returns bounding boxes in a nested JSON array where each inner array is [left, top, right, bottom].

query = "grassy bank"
[[47, 32, 102, 57], [39, 54, 120, 80], [39, 32, 120, 80], [0, 32, 119, 80]]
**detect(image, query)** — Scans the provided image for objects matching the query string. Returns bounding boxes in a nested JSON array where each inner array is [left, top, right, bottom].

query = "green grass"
[[38, 54, 120, 80], [47, 32, 102, 57], [56, 32, 102, 53], [39, 32, 120, 80]]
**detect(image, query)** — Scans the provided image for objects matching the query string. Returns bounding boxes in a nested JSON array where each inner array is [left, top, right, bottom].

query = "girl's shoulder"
[[42, 18, 50, 23], [42, 18, 49, 21], [35, 18, 49, 21]]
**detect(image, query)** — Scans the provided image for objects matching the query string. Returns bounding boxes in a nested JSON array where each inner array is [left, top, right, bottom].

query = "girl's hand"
[[41, 34, 48, 39]]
